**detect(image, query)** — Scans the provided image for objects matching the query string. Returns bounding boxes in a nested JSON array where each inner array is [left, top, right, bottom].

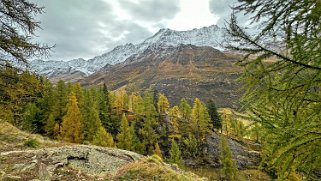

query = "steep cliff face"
[[81, 45, 242, 108]]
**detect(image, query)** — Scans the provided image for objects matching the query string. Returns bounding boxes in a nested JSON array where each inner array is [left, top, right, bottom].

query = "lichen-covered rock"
[[0, 145, 142, 180]]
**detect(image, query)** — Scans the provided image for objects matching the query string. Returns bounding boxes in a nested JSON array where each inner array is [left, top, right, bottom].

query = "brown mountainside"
[[79, 45, 242, 108]]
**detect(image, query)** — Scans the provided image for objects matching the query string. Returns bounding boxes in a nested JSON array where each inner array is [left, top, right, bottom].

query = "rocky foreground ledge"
[[0, 145, 142, 180]]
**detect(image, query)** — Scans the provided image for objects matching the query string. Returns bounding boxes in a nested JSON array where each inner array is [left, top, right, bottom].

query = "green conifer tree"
[[82, 89, 103, 141], [23, 103, 41, 133], [183, 133, 199, 158], [169, 139, 182, 166], [45, 113, 56, 137], [53, 80, 68, 126], [98, 84, 113, 132], [117, 113, 134, 151], [219, 136, 238, 181], [140, 119, 159, 155], [132, 123, 145, 154], [178, 98, 192, 136], [206, 100, 222, 131]]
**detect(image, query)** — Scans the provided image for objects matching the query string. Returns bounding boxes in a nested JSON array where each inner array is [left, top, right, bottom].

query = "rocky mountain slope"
[[30, 25, 227, 79], [81, 44, 242, 108]]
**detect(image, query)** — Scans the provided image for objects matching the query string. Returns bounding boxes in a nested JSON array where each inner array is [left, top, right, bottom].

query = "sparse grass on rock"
[[112, 155, 207, 181]]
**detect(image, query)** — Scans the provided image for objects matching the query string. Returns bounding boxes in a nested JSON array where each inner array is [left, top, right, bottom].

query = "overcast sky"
[[31, 0, 243, 61]]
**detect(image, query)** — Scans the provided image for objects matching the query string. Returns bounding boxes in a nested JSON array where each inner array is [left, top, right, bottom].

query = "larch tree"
[[0, 69, 43, 124], [117, 113, 134, 151], [178, 98, 192, 136], [131, 94, 144, 115], [157, 93, 170, 114], [227, 0, 321, 178], [0, 0, 51, 67], [113, 89, 127, 115], [168, 106, 181, 139], [72, 83, 84, 108], [153, 142, 163, 159], [190, 98, 212, 142], [92, 126, 114, 147], [219, 136, 238, 181], [59, 95, 83, 143]]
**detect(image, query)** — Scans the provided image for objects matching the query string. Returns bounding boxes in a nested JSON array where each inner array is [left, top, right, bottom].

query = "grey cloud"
[[119, 0, 180, 21], [209, 0, 249, 26], [30, 0, 154, 61], [98, 22, 153, 53]]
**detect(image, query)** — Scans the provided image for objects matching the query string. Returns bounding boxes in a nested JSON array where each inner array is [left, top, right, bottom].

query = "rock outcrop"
[[185, 133, 261, 170], [0, 145, 142, 180]]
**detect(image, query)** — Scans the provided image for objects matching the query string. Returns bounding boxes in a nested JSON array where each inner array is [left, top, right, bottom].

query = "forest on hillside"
[[0, 69, 232, 161]]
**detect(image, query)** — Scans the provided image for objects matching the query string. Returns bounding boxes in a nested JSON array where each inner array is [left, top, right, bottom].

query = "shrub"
[[24, 138, 40, 148]]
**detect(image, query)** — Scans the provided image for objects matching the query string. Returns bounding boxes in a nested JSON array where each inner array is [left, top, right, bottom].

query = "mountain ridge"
[[30, 25, 227, 79], [80, 44, 242, 108]]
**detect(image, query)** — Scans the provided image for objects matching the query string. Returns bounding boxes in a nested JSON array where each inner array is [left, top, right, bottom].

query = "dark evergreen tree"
[[53, 80, 68, 125], [23, 103, 42, 133], [99, 84, 112, 131], [206, 100, 222, 131]]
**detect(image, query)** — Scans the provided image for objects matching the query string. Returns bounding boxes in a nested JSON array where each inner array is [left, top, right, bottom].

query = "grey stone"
[[1, 145, 142, 177]]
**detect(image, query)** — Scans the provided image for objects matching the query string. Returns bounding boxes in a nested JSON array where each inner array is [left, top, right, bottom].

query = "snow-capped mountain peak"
[[30, 25, 227, 78]]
